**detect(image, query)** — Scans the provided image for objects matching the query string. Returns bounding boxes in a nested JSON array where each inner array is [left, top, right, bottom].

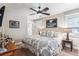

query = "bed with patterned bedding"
[[23, 35, 61, 56]]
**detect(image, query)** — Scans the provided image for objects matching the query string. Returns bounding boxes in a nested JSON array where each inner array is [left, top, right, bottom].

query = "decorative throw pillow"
[[46, 31, 51, 37], [51, 31, 54, 38], [40, 31, 47, 37]]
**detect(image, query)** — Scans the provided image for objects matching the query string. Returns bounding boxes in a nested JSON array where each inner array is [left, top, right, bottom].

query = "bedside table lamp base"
[[66, 32, 69, 40]]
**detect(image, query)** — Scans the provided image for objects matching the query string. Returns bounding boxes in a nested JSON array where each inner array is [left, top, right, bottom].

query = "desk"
[[62, 40, 73, 51]]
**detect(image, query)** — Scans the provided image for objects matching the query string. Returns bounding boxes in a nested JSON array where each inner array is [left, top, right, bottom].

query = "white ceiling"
[[30, 3, 79, 15], [0, 3, 79, 15]]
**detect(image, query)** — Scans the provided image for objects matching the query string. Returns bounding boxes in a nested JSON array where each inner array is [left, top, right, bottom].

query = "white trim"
[[65, 12, 79, 17]]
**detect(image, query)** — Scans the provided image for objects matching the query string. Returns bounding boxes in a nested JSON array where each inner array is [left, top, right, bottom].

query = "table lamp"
[[63, 28, 72, 40]]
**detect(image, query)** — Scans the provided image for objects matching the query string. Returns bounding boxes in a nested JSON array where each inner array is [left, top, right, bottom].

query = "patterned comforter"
[[23, 35, 61, 56]]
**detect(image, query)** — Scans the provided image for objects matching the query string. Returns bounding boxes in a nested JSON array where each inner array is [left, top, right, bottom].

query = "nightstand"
[[62, 40, 73, 51]]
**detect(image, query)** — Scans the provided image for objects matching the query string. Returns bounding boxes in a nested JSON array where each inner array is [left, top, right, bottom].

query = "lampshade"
[[63, 28, 72, 33]]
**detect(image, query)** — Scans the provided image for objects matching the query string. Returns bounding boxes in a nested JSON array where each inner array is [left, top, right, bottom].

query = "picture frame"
[[9, 20, 20, 28], [46, 18, 57, 28]]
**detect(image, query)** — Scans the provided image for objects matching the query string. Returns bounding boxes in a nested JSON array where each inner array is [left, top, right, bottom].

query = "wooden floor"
[[15, 48, 35, 56], [14, 47, 78, 56], [59, 47, 79, 56]]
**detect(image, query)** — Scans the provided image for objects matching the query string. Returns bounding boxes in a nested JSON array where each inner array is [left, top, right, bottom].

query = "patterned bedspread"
[[23, 35, 61, 56]]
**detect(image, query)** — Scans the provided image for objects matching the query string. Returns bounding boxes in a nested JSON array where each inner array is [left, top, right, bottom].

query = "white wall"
[[0, 4, 29, 41]]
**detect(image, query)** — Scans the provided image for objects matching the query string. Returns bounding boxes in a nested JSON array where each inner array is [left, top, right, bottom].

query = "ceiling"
[[0, 3, 79, 15], [30, 3, 79, 15]]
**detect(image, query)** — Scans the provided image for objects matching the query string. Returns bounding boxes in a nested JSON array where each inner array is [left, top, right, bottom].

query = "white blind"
[[65, 13, 79, 33]]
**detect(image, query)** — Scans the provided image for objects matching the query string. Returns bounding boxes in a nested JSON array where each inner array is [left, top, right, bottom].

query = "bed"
[[22, 35, 62, 56]]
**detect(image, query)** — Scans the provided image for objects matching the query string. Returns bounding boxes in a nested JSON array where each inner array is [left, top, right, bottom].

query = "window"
[[65, 13, 79, 33]]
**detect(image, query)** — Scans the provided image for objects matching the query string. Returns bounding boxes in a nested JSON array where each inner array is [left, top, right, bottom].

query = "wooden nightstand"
[[62, 40, 73, 51]]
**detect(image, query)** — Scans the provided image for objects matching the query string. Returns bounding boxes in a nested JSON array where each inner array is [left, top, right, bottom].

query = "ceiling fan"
[[30, 5, 50, 15]]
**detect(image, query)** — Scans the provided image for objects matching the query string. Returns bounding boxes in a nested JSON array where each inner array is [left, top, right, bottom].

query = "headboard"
[[37, 28, 65, 37]]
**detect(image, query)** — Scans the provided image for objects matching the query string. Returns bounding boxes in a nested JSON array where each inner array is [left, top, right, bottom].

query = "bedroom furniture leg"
[[62, 40, 73, 51]]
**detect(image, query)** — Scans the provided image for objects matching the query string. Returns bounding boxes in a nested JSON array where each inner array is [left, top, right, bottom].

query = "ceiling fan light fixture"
[[38, 13, 42, 16]]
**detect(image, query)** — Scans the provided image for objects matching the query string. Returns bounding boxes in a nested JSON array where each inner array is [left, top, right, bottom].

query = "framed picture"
[[46, 18, 57, 28], [9, 20, 20, 28]]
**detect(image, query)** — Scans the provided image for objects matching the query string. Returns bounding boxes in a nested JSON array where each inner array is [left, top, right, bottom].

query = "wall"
[[0, 4, 29, 41]]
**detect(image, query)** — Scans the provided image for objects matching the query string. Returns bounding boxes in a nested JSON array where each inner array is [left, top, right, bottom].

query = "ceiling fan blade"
[[41, 13, 50, 15], [30, 8, 37, 12], [41, 7, 49, 12]]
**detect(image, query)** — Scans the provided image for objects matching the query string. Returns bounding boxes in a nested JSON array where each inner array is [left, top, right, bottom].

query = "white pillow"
[[46, 31, 51, 37], [51, 31, 54, 37]]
